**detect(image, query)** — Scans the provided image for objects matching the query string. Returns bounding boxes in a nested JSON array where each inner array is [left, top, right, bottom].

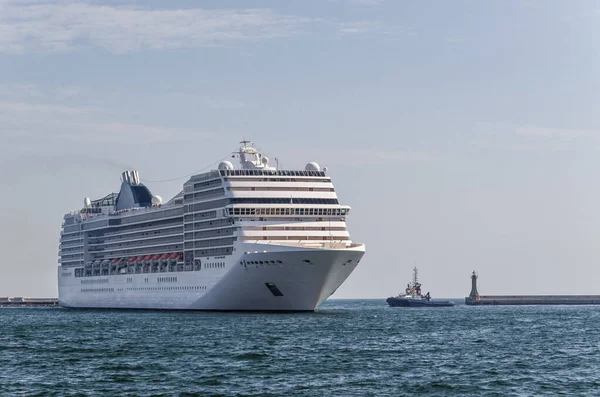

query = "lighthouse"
[[469, 271, 479, 301]]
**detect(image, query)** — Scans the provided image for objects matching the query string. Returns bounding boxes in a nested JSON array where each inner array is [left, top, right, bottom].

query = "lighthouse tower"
[[466, 271, 480, 303]]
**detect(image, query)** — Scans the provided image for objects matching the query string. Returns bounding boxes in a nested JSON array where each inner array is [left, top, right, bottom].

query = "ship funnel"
[[121, 170, 141, 185]]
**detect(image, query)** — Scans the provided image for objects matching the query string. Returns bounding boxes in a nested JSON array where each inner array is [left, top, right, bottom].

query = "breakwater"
[[0, 297, 58, 307], [466, 295, 600, 305], [465, 272, 600, 306]]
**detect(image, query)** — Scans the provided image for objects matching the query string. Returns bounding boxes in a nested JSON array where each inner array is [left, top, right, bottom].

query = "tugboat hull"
[[386, 297, 455, 307], [386, 266, 455, 308]]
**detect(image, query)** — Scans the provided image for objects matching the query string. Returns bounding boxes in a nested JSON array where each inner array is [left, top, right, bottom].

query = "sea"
[[1, 299, 599, 396]]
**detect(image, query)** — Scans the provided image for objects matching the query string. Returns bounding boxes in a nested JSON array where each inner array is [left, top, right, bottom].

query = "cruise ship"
[[58, 141, 365, 311]]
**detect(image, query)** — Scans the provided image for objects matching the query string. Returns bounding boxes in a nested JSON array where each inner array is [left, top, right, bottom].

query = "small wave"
[[96, 363, 155, 372], [233, 352, 268, 361], [110, 375, 135, 384], [412, 382, 456, 392], [197, 377, 223, 386]]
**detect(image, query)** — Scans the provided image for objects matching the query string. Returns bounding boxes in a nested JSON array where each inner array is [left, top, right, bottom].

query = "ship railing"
[[244, 240, 363, 249]]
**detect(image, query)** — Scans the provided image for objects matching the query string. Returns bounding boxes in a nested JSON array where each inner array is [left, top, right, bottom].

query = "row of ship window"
[[247, 226, 346, 231], [109, 208, 182, 225], [224, 177, 330, 183], [229, 208, 348, 216], [184, 238, 235, 250], [240, 236, 350, 241], [74, 261, 229, 278], [61, 255, 84, 262], [230, 198, 338, 204], [219, 169, 325, 177], [80, 286, 206, 292], [127, 286, 206, 291], [81, 279, 109, 285], [61, 247, 83, 253], [88, 236, 182, 252], [226, 187, 334, 192], [158, 276, 178, 283], [60, 236, 83, 244], [241, 260, 283, 265], [184, 227, 234, 240], [89, 227, 182, 245], [99, 219, 182, 236], [184, 210, 217, 222], [63, 225, 81, 234], [191, 179, 222, 190], [95, 218, 182, 234], [61, 238, 83, 246], [93, 245, 183, 258], [184, 218, 233, 231], [184, 188, 225, 201]]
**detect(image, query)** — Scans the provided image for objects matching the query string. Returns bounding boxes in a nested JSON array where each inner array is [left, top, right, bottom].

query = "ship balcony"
[[242, 240, 363, 250]]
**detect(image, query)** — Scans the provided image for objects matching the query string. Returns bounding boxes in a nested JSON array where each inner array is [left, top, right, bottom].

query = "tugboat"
[[386, 267, 455, 307]]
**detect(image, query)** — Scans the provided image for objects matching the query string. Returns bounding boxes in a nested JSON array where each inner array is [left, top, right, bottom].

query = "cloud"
[[0, 99, 202, 146], [337, 21, 382, 35], [0, 1, 313, 53], [162, 93, 246, 109], [336, 20, 415, 38], [469, 139, 539, 153], [560, 8, 600, 22], [0, 83, 45, 98], [445, 36, 466, 44], [0, 1, 407, 53], [349, 0, 386, 5], [328, 0, 386, 5], [516, 126, 600, 139], [0, 100, 93, 115], [0, 83, 82, 99], [469, 122, 600, 153], [271, 146, 432, 167]]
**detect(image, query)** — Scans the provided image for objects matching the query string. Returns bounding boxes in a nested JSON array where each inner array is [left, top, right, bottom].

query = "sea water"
[[1, 300, 599, 396]]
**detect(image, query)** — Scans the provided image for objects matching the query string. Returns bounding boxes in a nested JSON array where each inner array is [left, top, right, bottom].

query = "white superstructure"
[[57, 141, 365, 311]]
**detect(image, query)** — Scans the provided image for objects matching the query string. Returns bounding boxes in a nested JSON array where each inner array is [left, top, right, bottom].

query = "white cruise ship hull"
[[58, 243, 365, 311]]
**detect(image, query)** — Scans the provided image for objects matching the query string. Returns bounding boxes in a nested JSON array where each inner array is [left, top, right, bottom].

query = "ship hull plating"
[[58, 244, 365, 311]]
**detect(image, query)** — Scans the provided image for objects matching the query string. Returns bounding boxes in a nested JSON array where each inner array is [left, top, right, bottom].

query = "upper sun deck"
[[185, 141, 330, 187], [67, 140, 332, 222], [211, 140, 327, 178]]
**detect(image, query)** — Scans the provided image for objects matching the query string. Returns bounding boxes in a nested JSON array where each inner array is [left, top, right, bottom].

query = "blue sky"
[[1, 0, 600, 298]]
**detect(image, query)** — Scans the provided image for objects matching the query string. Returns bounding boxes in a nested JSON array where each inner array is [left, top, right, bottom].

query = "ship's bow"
[[191, 243, 365, 311]]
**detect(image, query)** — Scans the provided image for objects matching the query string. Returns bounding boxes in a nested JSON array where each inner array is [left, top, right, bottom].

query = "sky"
[[1, 0, 600, 299]]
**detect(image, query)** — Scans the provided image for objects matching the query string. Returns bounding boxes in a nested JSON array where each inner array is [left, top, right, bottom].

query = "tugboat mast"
[[412, 266, 418, 288], [386, 266, 455, 307]]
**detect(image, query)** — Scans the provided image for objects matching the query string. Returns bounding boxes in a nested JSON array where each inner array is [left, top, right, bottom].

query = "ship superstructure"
[[58, 141, 365, 311]]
